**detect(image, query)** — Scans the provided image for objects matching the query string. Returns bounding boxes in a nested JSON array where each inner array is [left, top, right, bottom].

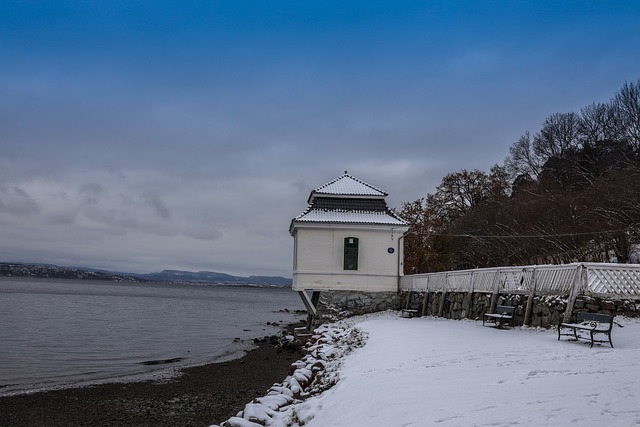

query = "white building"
[[290, 172, 410, 319]]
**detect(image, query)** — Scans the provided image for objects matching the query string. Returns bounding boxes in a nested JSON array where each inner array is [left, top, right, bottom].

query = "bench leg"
[[608, 333, 614, 348], [589, 330, 594, 348]]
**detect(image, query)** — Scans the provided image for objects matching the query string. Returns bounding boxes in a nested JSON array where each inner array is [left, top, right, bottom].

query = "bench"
[[401, 309, 418, 318], [483, 305, 514, 328], [558, 312, 614, 348]]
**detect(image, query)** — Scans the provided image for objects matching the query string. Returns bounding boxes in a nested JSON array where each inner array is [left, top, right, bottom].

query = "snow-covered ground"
[[216, 313, 640, 427]]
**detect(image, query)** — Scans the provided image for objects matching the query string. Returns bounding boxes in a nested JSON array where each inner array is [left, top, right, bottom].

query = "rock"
[[223, 417, 263, 427], [242, 402, 276, 424]]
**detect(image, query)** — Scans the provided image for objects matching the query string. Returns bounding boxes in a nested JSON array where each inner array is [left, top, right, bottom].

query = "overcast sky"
[[1, 1, 640, 277]]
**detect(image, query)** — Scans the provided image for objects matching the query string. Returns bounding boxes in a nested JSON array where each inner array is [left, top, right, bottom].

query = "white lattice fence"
[[400, 262, 640, 298], [496, 267, 531, 293], [447, 271, 473, 292], [471, 270, 498, 293], [532, 265, 579, 295], [585, 264, 640, 297]]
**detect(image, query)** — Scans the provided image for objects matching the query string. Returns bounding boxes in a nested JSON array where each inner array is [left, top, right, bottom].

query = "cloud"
[[141, 191, 171, 220], [1, 1, 640, 276], [0, 185, 40, 216]]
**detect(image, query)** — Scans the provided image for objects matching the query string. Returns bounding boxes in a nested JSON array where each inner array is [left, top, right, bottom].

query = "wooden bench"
[[483, 305, 514, 328], [401, 309, 418, 318], [558, 312, 614, 348]]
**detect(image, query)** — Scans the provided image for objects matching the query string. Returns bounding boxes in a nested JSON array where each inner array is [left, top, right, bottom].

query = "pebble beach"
[[0, 334, 302, 427]]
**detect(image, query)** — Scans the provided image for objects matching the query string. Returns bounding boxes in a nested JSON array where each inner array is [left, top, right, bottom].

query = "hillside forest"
[[399, 79, 640, 273]]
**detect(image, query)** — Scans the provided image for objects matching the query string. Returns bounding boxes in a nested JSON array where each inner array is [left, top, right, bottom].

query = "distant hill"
[[135, 269, 292, 287], [0, 262, 292, 287]]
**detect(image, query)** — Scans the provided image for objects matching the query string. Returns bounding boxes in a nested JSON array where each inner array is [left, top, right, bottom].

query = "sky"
[[1, 1, 640, 277]]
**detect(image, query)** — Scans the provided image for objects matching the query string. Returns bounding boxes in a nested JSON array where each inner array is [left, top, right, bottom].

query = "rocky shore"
[[0, 330, 304, 427]]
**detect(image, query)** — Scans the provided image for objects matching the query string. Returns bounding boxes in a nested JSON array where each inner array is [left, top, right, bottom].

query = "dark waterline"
[[0, 278, 303, 395]]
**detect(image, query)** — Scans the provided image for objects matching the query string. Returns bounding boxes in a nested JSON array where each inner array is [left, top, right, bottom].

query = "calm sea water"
[[0, 278, 304, 396]]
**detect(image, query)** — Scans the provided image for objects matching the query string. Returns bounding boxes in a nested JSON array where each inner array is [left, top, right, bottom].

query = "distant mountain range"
[[138, 269, 292, 286], [0, 262, 292, 287]]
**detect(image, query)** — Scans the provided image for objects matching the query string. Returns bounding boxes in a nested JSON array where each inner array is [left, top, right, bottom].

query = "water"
[[0, 277, 304, 396]]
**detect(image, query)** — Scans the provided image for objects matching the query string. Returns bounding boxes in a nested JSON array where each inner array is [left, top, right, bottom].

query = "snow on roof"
[[309, 172, 387, 203], [293, 209, 408, 226], [290, 172, 408, 233]]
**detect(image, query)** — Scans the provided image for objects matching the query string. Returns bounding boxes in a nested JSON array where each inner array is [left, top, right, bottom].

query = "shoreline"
[[0, 339, 257, 398], [0, 327, 305, 427]]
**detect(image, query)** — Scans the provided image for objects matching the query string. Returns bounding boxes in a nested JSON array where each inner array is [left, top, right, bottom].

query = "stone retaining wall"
[[309, 290, 640, 328], [314, 291, 400, 324], [400, 291, 640, 328]]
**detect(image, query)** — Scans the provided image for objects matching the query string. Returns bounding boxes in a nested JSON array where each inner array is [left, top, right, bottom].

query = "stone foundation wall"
[[307, 289, 640, 329], [400, 291, 640, 328], [315, 291, 400, 324]]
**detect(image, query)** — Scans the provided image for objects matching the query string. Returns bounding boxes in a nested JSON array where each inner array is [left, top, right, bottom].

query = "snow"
[[213, 312, 640, 427], [293, 209, 407, 225], [311, 173, 387, 199]]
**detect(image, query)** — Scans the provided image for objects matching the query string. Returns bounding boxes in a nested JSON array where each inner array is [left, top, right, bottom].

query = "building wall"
[[292, 226, 406, 292]]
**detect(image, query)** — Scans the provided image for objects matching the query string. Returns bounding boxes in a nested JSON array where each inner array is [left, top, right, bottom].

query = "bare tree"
[[428, 169, 494, 223], [532, 112, 582, 188], [578, 101, 625, 147], [534, 112, 581, 159], [504, 131, 544, 181], [614, 79, 640, 149], [403, 78, 640, 271], [398, 199, 452, 273]]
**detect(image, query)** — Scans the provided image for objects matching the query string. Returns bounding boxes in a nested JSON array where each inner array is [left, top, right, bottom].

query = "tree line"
[[399, 79, 640, 273]]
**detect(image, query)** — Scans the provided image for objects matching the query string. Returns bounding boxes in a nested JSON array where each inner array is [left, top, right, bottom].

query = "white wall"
[[292, 225, 408, 292]]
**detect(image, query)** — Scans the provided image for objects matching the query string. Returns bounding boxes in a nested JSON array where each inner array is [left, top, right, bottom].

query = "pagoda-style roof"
[[307, 172, 387, 204], [291, 172, 408, 234]]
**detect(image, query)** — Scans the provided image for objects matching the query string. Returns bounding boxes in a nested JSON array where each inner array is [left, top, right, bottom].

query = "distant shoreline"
[[0, 262, 292, 287]]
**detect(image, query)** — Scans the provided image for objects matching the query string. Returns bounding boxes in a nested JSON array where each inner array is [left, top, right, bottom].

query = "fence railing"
[[400, 262, 640, 299]]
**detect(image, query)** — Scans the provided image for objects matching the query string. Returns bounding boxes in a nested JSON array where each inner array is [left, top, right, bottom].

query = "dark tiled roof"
[[312, 197, 389, 212]]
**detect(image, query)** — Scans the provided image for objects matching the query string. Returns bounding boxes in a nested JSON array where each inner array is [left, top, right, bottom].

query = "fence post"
[[489, 269, 500, 313], [404, 290, 413, 310], [524, 267, 536, 326], [437, 274, 447, 317], [563, 264, 584, 323], [466, 271, 475, 319], [420, 276, 429, 317]]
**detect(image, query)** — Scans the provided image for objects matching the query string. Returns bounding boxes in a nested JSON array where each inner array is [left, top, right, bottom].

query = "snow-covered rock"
[[210, 320, 367, 427]]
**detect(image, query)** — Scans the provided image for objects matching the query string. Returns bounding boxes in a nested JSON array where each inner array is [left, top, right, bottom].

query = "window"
[[344, 237, 359, 270]]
